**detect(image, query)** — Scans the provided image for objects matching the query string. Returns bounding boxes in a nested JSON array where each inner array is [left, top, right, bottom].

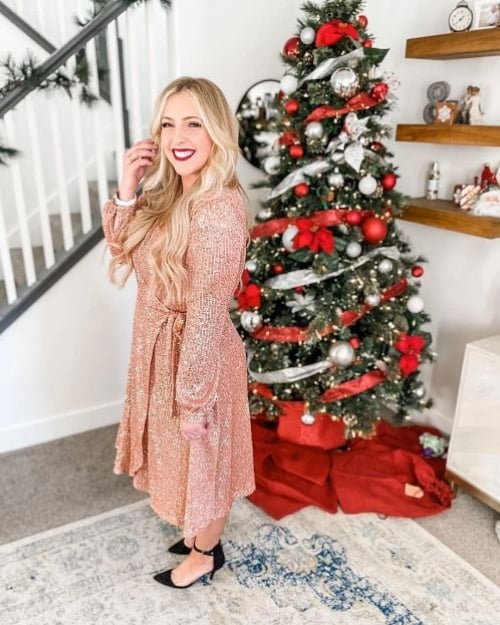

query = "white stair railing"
[[0, 0, 172, 322]]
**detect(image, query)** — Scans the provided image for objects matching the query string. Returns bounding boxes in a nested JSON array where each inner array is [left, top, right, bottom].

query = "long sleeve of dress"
[[176, 193, 246, 424], [101, 199, 138, 258]]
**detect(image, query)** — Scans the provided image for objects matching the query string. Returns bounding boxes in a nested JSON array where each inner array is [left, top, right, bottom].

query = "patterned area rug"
[[1, 498, 499, 625]]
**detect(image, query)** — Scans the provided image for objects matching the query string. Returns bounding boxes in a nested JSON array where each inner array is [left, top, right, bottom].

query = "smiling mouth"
[[173, 149, 196, 161]]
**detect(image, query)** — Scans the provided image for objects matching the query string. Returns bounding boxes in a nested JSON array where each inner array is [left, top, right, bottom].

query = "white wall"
[[1, 0, 500, 452]]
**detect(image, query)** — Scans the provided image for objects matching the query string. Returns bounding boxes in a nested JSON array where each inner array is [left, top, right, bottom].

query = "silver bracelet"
[[113, 193, 137, 207]]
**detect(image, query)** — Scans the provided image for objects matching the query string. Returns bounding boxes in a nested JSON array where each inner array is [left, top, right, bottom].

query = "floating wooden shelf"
[[406, 28, 500, 59], [398, 198, 500, 239], [396, 124, 500, 146]]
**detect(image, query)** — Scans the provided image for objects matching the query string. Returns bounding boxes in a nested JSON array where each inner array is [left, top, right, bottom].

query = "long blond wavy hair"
[[108, 76, 247, 303]]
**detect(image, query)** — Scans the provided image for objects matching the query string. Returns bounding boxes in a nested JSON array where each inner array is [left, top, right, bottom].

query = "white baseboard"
[[0, 400, 123, 454], [410, 408, 454, 437]]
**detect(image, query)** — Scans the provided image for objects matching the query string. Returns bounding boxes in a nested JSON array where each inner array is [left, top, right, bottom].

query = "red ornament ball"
[[381, 172, 397, 190], [294, 286, 304, 293], [284, 99, 300, 115], [349, 337, 361, 349], [345, 210, 363, 226], [363, 39, 373, 48], [371, 82, 388, 101], [283, 36, 300, 57], [273, 264, 284, 274], [358, 14, 368, 28], [289, 144, 304, 159], [294, 183, 310, 197], [411, 265, 424, 278], [279, 130, 299, 146], [361, 216, 388, 244], [370, 141, 384, 153]]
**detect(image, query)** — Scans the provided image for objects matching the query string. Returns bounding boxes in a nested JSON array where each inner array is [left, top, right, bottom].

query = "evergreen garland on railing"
[[0, 0, 170, 165]]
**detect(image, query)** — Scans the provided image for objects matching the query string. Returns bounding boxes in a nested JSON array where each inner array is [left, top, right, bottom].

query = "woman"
[[102, 77, 255, 589]]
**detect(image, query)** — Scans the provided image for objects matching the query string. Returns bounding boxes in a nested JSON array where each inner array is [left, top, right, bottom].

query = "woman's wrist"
[[113, 191, 137, 207]]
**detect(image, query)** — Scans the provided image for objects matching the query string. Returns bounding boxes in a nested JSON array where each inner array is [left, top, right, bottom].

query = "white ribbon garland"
[[249, 357, 332, 383], [268, 160, 332, 199], [298, 48, 365, 87], [264, 246, 401, 290]]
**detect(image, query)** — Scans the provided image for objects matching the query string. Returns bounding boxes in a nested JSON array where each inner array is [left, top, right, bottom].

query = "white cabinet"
[[446, 336, 500, 513]]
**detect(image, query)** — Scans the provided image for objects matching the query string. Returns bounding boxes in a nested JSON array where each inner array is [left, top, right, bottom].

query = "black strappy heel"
[[168, 538, 192, 555], [153, 541, 225, 588]]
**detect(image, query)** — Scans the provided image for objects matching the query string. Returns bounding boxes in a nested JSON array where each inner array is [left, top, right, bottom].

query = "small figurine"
[[480, 163, 498, 189], [468, 86, 484, 125], [457, 85, 473, 124]]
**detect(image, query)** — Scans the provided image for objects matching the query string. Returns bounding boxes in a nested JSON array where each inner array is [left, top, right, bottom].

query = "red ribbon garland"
[[251, 208, 369, 240], [305, 91, 384, 123], [251, 277, 408, 342], [249, 367, 387, 410]]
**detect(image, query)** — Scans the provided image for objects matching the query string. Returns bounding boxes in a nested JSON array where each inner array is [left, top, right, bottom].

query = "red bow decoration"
[[394, 333, 426, 376], [315, 20, 360, 47], [235, 268, 262, 310], [294, 218, 335, 254]]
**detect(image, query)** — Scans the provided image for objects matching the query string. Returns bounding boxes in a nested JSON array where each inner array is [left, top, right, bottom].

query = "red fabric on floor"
[[249, 422, 337, 519], [248, 418, 451, 520]]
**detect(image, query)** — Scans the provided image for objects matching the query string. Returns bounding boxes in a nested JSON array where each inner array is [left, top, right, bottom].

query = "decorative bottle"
[[426, 162, 440, 200]]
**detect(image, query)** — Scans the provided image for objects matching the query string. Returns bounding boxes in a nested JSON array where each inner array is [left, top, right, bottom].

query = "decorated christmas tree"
[[233, 0, 434, 440]]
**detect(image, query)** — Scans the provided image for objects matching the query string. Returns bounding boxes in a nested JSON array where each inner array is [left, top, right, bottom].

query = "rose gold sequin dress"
[[102, 187, 255, 537]]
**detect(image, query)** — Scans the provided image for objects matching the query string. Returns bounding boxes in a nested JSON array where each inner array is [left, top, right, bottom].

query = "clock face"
[[449, 6, 473, 31]]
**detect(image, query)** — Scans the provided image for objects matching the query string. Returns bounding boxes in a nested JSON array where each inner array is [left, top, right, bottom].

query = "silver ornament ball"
[[300, 26, 316, 45], [245, 260, 257, 273], [240, 311, 263, 333], [280, 74, 298, 95], [301, 411, 316, 425], [378, 259, 393, 274], [282, 224, 299, 251], [345, 241, 362, 258], [330, 67, 360, 98], [305, 121, 324, 139], [263, 155, 281, 175], [328, 341, 356, 367], [414, 386, 425, 398], [407, 295, 425, 314], [358, 174, 378, 196], [258, 207, 272, 220]]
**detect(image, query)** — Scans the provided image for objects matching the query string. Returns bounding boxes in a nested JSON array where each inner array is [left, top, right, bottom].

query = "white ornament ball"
[[258, 207, 272, 220], [301, 411, 316, 425], [358, 174, 378, 196], [240, 311, 263, 333], [328, 341, 356, 367], [407, 295, 425, 314], [305, 122, 324, 139], [245, 260, 257, 273], [345, 241, 362, 258], [365, 293, 381, 307], [280, 74, 299, 95], [328, 171, 344, 188], [300, 26, 316, 45], [282, 224, 299, 251], [378, 259, 393, 274], [263, 155, 281, 175]]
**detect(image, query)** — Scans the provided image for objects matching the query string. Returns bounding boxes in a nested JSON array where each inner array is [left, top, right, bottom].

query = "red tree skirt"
[[248, 419, 452, 520]]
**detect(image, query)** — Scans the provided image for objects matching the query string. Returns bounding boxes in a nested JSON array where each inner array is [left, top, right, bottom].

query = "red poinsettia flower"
[[315, 20, 360, 48], [395, 333, 425, 376], [294, 218, 335, 254]]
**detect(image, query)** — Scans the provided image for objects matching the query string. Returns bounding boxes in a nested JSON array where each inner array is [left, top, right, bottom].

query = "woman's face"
[[161, 91, 213, 192]]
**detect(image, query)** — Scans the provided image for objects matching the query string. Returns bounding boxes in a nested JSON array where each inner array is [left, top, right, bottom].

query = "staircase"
[[0, 0, 172, 333]]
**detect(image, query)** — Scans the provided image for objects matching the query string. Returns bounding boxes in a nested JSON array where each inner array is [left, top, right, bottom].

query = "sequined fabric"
[[101, 187, 255, 537]]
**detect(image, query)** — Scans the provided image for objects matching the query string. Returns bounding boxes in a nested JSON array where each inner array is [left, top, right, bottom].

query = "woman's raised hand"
[[118, 139, 158, 201]]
